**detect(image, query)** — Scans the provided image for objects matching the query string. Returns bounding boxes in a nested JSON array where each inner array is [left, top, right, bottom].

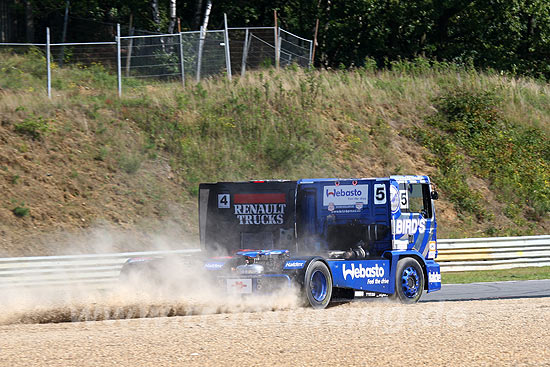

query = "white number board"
[[374, 183, 386, 205], [218, 194, 230, 208], [399, 190, 409, 210]]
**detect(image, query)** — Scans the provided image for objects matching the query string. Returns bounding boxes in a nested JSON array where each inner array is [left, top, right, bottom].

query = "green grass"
[[410, 89, 550, 225], [14, 114, 51, 140], [12, 206, 30, 217], [442, 266, 550, 284], [0, 52, 549, 238]]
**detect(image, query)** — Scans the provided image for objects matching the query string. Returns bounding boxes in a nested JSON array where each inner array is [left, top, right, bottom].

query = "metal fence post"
[[277, 27, 282, 67], [308, 39, 313, 67], [46, 27, 51, 99], [179, 32, 185, 87], [223, 14, 232, 81], [125, 26, 134, 77], [312, 19, 319, 67], [197, 26, 204, 82], [241, 28, 249, 77], [274, 12, 279, 69], [116, 23, 122, 97], [58, 0, 69, 66]]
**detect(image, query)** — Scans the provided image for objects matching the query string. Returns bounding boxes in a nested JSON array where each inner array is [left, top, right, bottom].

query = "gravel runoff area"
[[0, 297, 549, 366]]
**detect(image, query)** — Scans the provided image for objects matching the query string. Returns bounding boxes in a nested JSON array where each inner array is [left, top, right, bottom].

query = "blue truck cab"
[[198, 176, 441, 308]]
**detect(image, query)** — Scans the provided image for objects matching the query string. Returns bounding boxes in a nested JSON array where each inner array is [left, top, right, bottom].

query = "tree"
[[25, 0, 34, 42], [150, 0, 160, 32], [168, 0, 176, 33], [5, 0, 550, 78]]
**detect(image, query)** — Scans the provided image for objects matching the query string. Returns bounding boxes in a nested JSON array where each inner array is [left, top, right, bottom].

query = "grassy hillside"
[[1, 50, 549, 256]]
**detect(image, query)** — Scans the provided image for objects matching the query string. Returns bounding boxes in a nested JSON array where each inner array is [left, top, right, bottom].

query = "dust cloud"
[[0, 226, 301, 325]]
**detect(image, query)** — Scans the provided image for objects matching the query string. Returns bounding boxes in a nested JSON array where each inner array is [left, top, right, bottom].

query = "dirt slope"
[[1, 57, 549, 256], [0, 101, 197, 256]]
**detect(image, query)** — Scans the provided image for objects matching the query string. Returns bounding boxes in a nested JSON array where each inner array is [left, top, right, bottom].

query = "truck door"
[[394, 182, 436, 256], [296, 186, 319, 253]]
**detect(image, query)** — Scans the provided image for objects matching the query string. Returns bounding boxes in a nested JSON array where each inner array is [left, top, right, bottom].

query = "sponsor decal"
[[328, 203, 335, 212], [323, 185, 368, 206], [393, 218, 427, 235], [428, 271, 441, 283], [428, 240, 437, 259], [227, 278, 253, 294], [332, 209, 361, 214], [232, 193, 287, 225], [283, 260, 306, 269], [355, 202, 364, 210], [234, 193, 285, 204], [390, 185, 400, 213], [342, 263, 385, 280], [234, 203, 286, 225]]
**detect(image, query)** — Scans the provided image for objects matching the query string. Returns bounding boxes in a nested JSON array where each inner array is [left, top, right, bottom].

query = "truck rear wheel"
[[391, 257, 424, 303], [303, 261, 332, 309]]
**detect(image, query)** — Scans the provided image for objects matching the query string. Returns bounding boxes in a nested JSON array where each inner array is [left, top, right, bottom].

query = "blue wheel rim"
[[310, 270, 328, 302], [401, 266, 420, 298]]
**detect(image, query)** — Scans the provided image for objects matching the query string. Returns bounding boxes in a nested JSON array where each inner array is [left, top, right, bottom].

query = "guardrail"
[[438, 235, 550, 272], [0, 236, 549, 288], [0, 249, 200, 289]]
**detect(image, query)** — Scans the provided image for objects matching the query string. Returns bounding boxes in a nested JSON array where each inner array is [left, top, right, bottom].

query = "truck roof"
[[200, 179, 295, 185], [201, 176, 431, 185], [298, 176, 430, 184]]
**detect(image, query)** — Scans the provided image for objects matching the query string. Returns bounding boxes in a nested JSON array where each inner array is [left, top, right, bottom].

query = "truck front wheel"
[[303, 261, 333, 309], [391, 257, 424, 303]]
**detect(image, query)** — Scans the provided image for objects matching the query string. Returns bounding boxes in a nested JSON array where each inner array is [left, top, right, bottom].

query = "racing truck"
[[121, 176, 441, 308]]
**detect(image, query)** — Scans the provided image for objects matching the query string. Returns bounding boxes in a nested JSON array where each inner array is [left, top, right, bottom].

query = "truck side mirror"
[[431, 191, 439, 200]]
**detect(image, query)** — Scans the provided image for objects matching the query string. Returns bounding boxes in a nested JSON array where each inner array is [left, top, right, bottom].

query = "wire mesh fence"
[[121, 33, 182, 81], [119, 30, 227, 86], [279, 29, 312, 67], [0, 24, 312, 97], [0, 43, 119, 96], [51, 43, 118, 70], [181, 30, 227, 81], [228, 27, 277, 75]]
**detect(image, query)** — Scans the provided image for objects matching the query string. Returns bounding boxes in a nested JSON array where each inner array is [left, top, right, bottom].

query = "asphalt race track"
[[421, 279, 550, 302]]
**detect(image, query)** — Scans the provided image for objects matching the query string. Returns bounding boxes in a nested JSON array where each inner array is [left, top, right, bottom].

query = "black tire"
[[390, 257, 424, 304], [303, 261, 332, 309]]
